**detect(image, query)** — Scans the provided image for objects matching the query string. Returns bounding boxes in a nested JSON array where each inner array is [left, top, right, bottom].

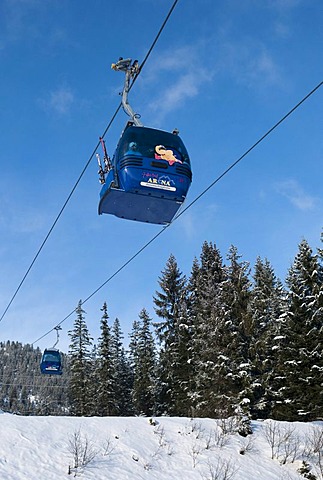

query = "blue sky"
[[0, 0, 322, 353]]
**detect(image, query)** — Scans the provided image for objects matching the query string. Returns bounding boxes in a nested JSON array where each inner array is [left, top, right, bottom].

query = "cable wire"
[[0, 0, 180, 325], [31, 80, 323, 346]]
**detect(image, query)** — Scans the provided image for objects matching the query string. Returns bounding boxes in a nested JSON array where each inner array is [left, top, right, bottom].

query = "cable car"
[[40, 348, 63, 375], [98, 123, 192, 224], [97, 58, 192, 225]]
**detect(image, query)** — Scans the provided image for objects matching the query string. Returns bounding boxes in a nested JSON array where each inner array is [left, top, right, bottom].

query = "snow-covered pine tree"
[[248, 257, 287, 418], [128, 318, 141, 393], [129, 308, 156, 416], [8, 385, 18, 412], [129, 319, 140, 366], [153, 253, 189, 415], [272, 239, 323, 421], [96, 302, 118, 416], [318, 230, 323, 330], [187, 242, 228, 417], [186, 257, 201, 325], [184, 257, 201, 411], [218, 245, 253, 419], [111, 318, 133, 415], [172, 294, 193, 416], [68, 300, 94, 416]]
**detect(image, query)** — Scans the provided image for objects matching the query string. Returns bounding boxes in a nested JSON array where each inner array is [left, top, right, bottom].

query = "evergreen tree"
[[188, 242, 228, 417], [96, 302, 118, 416], [118, 350, 134, 416], [186, 257, 201, 324], [272, 239, 323, 420], [153, 254, 189, 415], [68, 301, 94, 416], [111, 318, 133, 415], [128, 319, 141, 369], [218, 245, 252, 418], [130, 309, 156, 416], [248, 257, 287, 418], [9, 385, 18, 412]]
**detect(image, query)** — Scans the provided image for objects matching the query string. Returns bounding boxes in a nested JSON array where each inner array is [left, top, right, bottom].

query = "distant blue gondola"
[[40, 348, 62, 375], [97, 58, 192, 225]]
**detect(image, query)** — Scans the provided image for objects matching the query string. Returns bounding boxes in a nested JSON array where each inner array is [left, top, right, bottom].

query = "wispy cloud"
[[2, 0, 44, 45], [0, 203, 47, 235], [149, 70, 208, 118], [40, 86, 75, 115], [219, 40, 283, 89], [267, 0, 302, 39], [274, 179, 317, 211], [273, 21, 292, 39], [142, 44, 214, 120]]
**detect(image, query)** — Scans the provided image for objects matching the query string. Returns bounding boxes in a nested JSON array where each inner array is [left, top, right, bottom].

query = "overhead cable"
[[0, 0, 180, 325], [31, 80, 323, 345]]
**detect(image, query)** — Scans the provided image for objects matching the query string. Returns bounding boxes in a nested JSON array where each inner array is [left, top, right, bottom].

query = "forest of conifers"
[[1, 232, 322, 422]]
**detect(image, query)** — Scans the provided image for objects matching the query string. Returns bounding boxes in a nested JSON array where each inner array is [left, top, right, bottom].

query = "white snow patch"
[[0, 414, 321, 479]]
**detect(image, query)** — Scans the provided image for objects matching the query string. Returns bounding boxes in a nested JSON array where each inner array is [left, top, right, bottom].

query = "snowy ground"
[[0, 412, 322, 479]]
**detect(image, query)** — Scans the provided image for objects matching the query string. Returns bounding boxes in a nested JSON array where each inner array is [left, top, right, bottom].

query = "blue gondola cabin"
[[40, 348, 63, 375], [98, 123, 192, 225]]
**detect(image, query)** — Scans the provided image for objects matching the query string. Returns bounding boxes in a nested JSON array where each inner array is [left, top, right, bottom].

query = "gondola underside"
[[98, 187, 182, 225]]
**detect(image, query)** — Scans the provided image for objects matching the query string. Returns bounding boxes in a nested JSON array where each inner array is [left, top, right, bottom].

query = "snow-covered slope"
[[0, 412, 321, 479]]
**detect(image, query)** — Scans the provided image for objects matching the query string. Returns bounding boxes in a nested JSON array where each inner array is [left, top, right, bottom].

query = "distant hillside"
[[0, 341, 69, 415]]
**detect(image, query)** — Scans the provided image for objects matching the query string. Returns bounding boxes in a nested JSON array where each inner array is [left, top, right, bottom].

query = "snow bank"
[[0, 414, 321, 479]]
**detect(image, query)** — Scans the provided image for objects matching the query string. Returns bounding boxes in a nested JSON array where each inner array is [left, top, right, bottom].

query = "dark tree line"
[[1, 232, 322, 421], [0, 341, 70, 415]]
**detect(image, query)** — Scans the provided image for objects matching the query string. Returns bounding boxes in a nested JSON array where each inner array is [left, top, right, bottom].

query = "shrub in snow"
[[216, 414, 252, 437], [239, 435, 256, 455], [200, 458, 238, 480], [102, 435, 117, 456], [154, 423, 166, 446], [304, 425, 323, 478], [67, 428, 98, 474], [187, 441, 203, 468], [216, 417, 238, 436], [262, 420, 301, 464], [189, 419, 205, 438]]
